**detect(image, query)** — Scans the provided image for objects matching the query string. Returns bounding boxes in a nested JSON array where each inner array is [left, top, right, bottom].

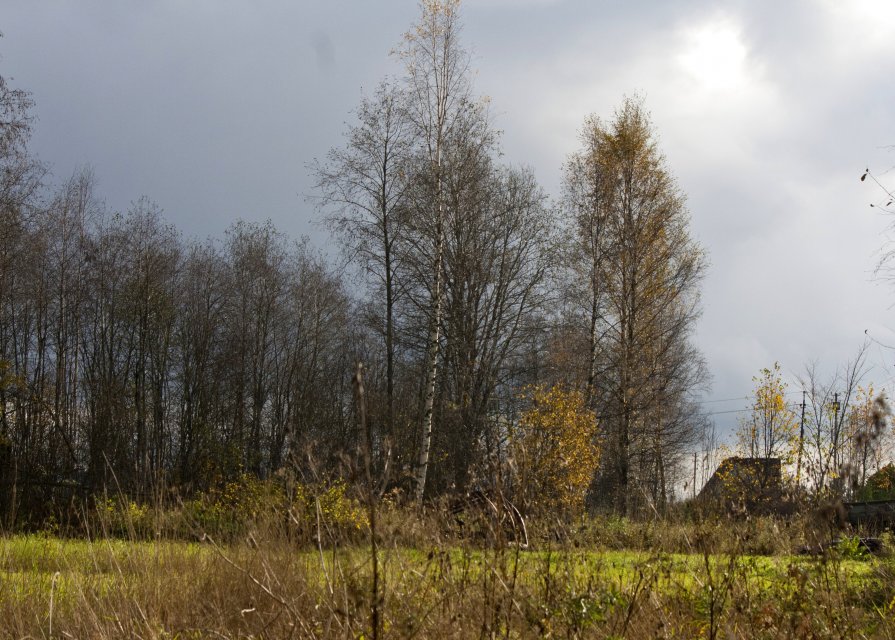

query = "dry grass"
[[1, 501, 894, 639]]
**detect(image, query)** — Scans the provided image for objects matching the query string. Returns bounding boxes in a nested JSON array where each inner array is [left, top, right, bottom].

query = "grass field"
[[1, 522, 893, 639]]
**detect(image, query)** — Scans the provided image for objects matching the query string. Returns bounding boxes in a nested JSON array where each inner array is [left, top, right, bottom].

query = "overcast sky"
[[3, 0, 895, 440]]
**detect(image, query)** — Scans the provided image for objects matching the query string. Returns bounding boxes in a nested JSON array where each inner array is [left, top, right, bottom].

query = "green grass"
[[0, 532, 891, 638]]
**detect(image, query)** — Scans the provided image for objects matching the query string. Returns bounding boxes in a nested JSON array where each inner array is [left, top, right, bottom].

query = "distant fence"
[[844, 499, 895, 531]]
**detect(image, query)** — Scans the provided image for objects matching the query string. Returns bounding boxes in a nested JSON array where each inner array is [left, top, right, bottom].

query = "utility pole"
[[796, 390, 806, 487], [832, 392, 842, 496], [692, 451, 697, 500]]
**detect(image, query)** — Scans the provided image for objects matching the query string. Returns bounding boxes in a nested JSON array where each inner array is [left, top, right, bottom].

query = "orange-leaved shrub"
[[510, 384, 599, 516]]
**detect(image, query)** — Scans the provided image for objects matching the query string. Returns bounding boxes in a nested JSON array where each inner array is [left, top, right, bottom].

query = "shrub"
[[94, 496, 154, 539], [510, 385, 599, 517], [292, 480, 368, 540], [181, 474, 286, 540], [178, 475, 368, 542]]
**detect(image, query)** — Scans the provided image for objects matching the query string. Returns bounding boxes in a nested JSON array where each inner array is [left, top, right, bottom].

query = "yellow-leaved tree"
[[510, 385, 599, 516], [736, 362, 798, 463], [706, 363, 798, 510]]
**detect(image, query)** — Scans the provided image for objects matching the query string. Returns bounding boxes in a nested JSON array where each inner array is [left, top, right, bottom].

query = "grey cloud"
[[311, 30, 335, 71], [2, 0, 894, 442]]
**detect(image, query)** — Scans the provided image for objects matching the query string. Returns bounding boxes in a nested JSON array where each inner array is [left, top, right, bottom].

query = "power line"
[[697, 390, 802, 406], [704, 408, 750, 416], [699, 395, 749, 404]]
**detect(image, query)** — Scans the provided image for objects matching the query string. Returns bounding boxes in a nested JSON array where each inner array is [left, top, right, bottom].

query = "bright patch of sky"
[[678, 18, 749, 94]]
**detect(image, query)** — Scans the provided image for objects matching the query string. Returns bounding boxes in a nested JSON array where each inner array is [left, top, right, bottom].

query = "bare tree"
[[273, 240, 355, 471], [43, 169, 99, 477], [81, 211, 136, 488], [0, 55, 374, 517], [174, 239, 225, 487], [219, 221, 288, 475], [0, 57, 43, 217], [799, 345, 868, 498], [438, 160, 554, 490], [313, 80, 413, 454], [126, 201, 181, 490], [0, 67, 43, 486]]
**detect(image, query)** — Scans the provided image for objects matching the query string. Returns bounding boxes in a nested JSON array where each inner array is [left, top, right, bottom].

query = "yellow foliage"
[[510, 385, 600, 515], [96, 496, 153, 537], [293, 480, 368, 531], [735, 363, 798, 463], [185, 475, 367, 539]]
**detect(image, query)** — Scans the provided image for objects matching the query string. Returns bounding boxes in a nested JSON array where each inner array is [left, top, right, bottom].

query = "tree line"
[[0, 1, 709, 522]]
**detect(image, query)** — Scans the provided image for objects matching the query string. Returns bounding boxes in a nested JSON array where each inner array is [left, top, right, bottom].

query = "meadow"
[[1, 493, 894, 639]]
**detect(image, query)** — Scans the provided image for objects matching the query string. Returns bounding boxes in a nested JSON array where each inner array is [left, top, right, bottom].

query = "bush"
[[94, 496, 155, 539], [181, 473, 286, 539], [510, 385, 599, 517], [178, 475, 368, 543], [292, 480, 368, 535]]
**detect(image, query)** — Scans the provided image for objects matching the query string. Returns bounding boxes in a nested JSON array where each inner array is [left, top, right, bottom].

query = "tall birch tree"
[[564, 97, 708, 515], [396, 0, 475, 502]]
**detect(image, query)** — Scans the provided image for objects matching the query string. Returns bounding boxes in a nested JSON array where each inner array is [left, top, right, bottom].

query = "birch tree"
[[174, 240, 225, 487], [563, 115, 614, 405], [395, 0, 476, 502], [736, 363, 798, 461], [843, 383, 889, 498], [564, 97, 708, 514]]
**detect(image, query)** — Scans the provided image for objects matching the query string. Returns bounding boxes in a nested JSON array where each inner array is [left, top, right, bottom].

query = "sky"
[[2, 0, 895, 441]]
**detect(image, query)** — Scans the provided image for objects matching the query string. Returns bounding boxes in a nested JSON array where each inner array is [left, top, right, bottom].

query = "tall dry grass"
[[0, 490, 894, 639]]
